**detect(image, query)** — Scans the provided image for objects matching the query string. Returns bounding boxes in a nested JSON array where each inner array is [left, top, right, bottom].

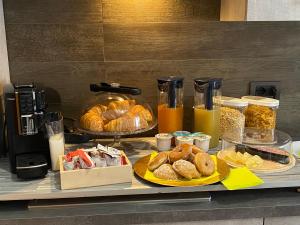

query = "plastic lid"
[[172, 131, 191, 137], [157, 76, 184, 88], [219, 96, 248, 107], [241, 96, 279, 107], [155, 133, 173, 139], [194, 78, 223, 89], [194, 134, 211, 141]]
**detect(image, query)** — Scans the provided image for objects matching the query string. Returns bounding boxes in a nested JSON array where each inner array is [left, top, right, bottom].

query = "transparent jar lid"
[[241, 96, 279, 107], [219, 96, 248, 107]]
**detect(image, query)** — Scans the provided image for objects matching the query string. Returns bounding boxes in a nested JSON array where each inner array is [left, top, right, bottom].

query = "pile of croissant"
[[80, 99, 153, 132], [148, 144, 215, 180]]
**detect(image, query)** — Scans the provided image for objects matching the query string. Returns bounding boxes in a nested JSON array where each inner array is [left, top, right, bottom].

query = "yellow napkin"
[[144, 151, 221, 186], [222, 167, 264, 190]]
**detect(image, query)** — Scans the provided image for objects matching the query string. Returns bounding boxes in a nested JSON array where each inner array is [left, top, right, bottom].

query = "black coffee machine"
[[4, 83, 50, 179]]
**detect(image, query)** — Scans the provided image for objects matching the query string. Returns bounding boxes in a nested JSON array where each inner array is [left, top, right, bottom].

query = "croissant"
[[127, 105, 152, 122], [88, 104, 107, 116], [80, 111, 104, 132], [104, 114, 148, 132], [107, 99, 135, 111], [102, 99, 136, 121], [80, 105, 106, 132]]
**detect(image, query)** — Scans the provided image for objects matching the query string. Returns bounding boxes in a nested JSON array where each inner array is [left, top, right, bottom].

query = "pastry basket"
[[75, 83, 157, 150]]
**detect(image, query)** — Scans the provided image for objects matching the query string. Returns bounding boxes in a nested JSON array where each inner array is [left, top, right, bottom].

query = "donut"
[[192, 146, 204, 155], [169, 144, 192, 163], [148, 152, 169, 171], [194, 152, 215, 176]]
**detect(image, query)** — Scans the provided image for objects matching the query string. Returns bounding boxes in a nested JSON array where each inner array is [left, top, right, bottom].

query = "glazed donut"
[[148, 152, 169, 171], [169, 143, 192, 163], [192, 146, 204, 155], [194, 152, 215, 176]]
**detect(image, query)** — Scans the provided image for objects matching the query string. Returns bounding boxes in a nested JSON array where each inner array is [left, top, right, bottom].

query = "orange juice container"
[[157, 77, 184, 133], [194, 78, 222, 149]]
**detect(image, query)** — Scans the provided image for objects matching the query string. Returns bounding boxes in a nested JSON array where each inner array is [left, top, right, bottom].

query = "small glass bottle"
[[194, 78, 222, 149], [157, 77, 184, 133]]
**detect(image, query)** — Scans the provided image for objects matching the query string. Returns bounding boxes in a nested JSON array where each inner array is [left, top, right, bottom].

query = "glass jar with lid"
[[219, 96, 248, 143], [241, 96, 279, 143]]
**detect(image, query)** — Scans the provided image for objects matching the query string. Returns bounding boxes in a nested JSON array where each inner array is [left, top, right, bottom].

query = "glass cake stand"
[[75, 118, 157, 151], [221, 129, 293, 154]]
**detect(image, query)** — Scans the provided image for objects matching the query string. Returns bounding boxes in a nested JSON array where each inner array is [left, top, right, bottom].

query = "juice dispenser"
[[194, 78, 222, 149], [157, 77, 184, 133]]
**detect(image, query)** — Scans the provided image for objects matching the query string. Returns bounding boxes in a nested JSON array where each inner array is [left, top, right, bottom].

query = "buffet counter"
[[1, 137, 300, 225], [1, 137, 300, 201]]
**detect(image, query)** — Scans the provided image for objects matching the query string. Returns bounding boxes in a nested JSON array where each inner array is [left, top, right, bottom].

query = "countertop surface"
[[0, 137, 300, 201]]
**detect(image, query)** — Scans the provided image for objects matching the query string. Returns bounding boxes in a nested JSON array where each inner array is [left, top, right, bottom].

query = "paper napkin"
[[222, 167, 264, 190]]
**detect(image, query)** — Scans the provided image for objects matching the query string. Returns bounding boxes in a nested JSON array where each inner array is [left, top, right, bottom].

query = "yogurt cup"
[[194, 134, 211, 152], [155, 133, 172, 151], [189, 132, 203, 137], [176, 136, 194, 146], [172, 131, 191, 137], [172, 131, 191, 146]]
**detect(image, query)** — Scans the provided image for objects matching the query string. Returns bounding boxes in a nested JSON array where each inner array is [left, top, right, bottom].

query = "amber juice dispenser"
[[157, 77, 184, 133], [194, 78, 222, 148]]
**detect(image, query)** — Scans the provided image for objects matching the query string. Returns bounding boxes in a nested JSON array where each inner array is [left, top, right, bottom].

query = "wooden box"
[[59, 152, 132, 190]]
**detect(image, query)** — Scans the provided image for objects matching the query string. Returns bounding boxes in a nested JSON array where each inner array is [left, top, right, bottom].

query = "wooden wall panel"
[[103, 22, 300, 61], [6, 24, 103, 62], [102, 0, 220, 23], [3, 0, 102, 24]]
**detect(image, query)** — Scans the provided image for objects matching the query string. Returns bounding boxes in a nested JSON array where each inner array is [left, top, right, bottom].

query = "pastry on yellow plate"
[[147, 152, 169, 171], [153, 164, 181, 180], [172, 159, 201, 180], [194, 152, 215, 176]]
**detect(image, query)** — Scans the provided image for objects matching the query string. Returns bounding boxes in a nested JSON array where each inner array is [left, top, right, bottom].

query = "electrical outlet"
[[249, 81, 280, 100]]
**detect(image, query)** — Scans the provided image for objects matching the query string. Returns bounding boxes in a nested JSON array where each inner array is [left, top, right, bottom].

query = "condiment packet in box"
[[63, 144, 127, 171]]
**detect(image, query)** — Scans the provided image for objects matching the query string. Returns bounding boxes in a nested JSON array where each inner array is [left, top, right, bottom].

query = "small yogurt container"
[[189, 132, 203, 138], [194, 134, 211, 152], [155, 133, 173, 151], [172, 131, 191, 146], [176, 136, 194, 146]]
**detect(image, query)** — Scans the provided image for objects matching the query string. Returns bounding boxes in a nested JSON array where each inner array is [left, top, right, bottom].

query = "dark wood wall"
[[3, 0, 300, 138]]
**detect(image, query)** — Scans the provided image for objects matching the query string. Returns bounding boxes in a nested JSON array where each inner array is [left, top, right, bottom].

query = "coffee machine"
[[4, 83, 50, 179]]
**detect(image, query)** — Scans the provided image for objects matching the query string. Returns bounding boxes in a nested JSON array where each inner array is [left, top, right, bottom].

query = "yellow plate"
[[217, 147, 296, 173], [133, 152, 230, 187]]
